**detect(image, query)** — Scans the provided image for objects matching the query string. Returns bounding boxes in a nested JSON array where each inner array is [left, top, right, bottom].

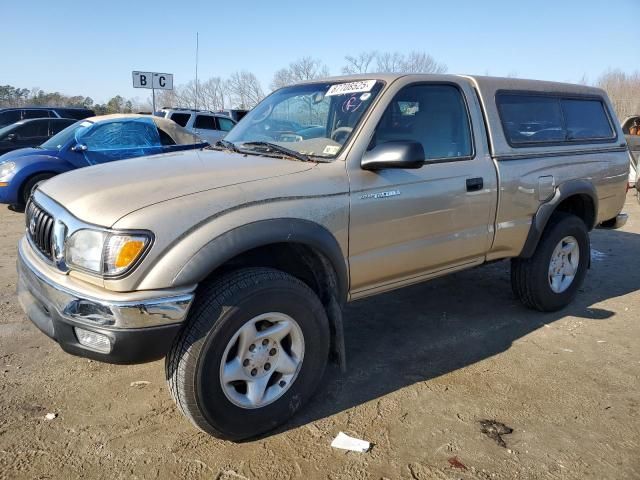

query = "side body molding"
[[519, 179, 598, 258], [172, 218, 349, 302]]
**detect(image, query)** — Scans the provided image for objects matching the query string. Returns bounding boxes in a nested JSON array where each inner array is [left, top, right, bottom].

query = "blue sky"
[[2, 0, 638, 104]]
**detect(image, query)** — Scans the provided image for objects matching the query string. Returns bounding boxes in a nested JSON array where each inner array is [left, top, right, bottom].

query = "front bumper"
[[17, 239, 194, 364]]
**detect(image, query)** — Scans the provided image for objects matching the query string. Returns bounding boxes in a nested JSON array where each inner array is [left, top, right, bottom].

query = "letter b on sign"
[[132, 71, 153, 89]]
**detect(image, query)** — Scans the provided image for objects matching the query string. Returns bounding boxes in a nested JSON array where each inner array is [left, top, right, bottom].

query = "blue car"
[[0, 114, 207, 207]]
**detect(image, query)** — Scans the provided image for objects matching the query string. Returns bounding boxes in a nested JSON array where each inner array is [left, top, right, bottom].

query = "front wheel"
[[511, 212, 590, 312], [166, 268, 330, 440]]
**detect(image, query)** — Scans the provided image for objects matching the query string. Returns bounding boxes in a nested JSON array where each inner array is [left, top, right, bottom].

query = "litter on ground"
[[331, 432, 371, 453]]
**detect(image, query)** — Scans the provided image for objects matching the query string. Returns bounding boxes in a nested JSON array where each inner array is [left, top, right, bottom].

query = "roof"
[[302, 73, 606, 96], [84, 113, 203, 145], [159, 108, 233, 118], [0, 106, 93, 112]]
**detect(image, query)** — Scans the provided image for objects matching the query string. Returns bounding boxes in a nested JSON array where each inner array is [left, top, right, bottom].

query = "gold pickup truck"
[[17, 74, 629, 440]]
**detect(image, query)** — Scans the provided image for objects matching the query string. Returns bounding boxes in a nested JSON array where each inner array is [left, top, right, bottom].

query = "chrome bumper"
[[17, 239, 195, 363], [17, 247, 193, 329]]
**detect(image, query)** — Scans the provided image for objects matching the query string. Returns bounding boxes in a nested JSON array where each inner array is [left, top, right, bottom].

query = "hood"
[[0, 147, 59, 162], [39, 149, 314, 226]]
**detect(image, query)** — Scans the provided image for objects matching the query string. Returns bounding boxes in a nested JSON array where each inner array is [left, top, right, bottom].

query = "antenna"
[[195, 32, 199, 112], [194, 32, 199, 146]]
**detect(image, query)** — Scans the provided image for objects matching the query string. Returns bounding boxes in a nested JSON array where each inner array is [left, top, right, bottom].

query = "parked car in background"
[[216, 109, 250, 122], [0, 114, 206, 207], [155, 108, 236, 144], [622, 115, 639, 186], [0, 118, 75, 155], [0, 107, 94, 128]]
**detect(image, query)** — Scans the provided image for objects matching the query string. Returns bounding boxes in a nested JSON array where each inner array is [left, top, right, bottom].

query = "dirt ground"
[[1, 195, 639, 480]]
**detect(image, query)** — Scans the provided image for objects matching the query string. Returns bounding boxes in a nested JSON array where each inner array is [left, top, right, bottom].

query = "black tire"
[[21, 173, 54, 205], [166, 267, 330, 440], [511, 212, 590, 312]]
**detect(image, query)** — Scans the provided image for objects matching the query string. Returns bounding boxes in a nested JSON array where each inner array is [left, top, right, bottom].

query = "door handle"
[[466, 177, 483, 192]]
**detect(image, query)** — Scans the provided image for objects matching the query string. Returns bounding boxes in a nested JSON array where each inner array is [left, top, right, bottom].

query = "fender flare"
[[173, 218, 349, 303], [519, 179, 598, 258]]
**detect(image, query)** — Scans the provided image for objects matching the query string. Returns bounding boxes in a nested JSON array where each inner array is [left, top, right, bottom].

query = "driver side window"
[[374, 84, 473, 160]]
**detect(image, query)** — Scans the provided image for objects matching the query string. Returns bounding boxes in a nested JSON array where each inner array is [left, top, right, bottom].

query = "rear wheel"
[[511, 213, 589, 312], [166, 268, 330, 440]]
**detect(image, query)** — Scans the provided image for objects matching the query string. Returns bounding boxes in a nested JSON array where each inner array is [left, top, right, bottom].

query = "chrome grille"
[[26, 201, 55, 260]]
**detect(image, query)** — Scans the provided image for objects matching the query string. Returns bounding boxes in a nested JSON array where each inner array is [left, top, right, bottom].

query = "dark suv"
[[0, 118, 76, 155], [0, 107, 95, 128]]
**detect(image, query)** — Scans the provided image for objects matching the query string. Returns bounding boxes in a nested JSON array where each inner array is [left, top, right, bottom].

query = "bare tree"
[[155, 89, 179, 110], [398, 51, 447, 74], [376, 52, 404, 73], [176, 81, 199, 109], [270, 68, 294, 91], [346, 50, 447, 74], [342, 51, 377, 75], [154, 77, 228, 111], [270, 57, 329, 90], [198, 77, 227, 110], [596, 69, 640, 120], [226, 71, 265, 109]]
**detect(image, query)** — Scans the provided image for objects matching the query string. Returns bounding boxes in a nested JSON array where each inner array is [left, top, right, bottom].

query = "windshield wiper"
[[213, 139, 241, 153], [241, 141, 311, 162]]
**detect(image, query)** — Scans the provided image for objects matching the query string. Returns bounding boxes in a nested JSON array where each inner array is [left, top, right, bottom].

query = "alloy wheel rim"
[[219, 312, 305, 409], [548, 235, 580, 293]]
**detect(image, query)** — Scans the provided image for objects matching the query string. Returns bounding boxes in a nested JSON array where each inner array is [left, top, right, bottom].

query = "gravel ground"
[[0, 194, 639, 480]]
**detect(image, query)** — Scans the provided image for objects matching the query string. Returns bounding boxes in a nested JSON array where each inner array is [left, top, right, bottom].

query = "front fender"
[[172, 218, 348, 301]]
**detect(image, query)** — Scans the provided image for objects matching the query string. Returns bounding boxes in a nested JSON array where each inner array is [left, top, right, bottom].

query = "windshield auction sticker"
[[326, 80, 376, 97]]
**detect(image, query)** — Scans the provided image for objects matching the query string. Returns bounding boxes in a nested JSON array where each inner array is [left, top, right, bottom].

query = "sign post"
[[132, 71, 173, 113]]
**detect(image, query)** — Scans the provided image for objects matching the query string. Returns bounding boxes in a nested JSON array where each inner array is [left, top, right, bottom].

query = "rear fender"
[[519, 179, 598, 258]]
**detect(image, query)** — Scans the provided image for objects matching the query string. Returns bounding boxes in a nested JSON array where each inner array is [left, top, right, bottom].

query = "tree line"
[[0, 85, 142, 115], [2, 52, 639, 121]]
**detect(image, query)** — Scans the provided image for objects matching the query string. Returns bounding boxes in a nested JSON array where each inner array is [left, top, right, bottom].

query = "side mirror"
[[361, 141, 425, 171], [6, 133, 17, 142], [71, 143, 88, 152]]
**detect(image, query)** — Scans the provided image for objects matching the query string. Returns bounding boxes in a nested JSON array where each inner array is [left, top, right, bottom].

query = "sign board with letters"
[[132, 71, 173, 90]]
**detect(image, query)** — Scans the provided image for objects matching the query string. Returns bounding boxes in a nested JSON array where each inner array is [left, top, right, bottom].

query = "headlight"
[[0, 162, 16, 182], [66, 229, 106, 273], [65, 229, 151, 276]]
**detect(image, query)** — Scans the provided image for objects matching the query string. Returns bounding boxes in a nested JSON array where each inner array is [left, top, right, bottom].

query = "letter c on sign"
[[159, 76, 166, 87]]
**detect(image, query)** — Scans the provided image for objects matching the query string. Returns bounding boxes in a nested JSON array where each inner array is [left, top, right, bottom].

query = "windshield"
[[224, 80, 384, 159], [40, 120, 93, 149]]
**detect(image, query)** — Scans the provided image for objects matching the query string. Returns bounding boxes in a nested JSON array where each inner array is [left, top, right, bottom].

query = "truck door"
[[347, 80, 498, 297]]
